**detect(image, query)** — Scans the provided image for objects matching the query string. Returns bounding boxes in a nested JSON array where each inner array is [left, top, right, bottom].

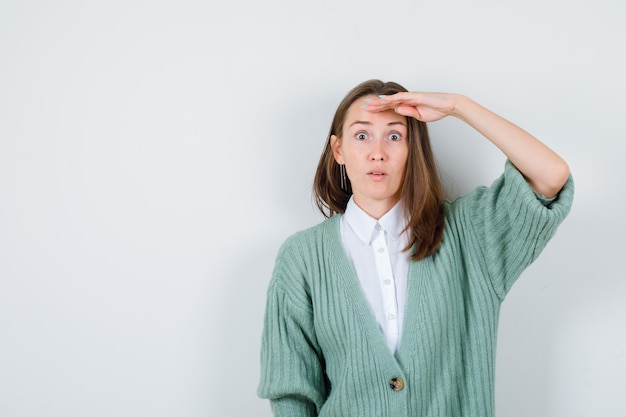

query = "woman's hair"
[[313, 79, 446, 261]]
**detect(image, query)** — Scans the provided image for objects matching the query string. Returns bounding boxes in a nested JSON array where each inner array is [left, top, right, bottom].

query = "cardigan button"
[[389, 377, 404, 391]]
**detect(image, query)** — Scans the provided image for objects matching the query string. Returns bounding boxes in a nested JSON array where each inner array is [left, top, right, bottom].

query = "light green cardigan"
[[258, 162, 574, 417]]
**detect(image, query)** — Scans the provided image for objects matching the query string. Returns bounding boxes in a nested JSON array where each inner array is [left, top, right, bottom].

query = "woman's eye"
[[388, 133, 401, 141], [356, 133, 368, 141]]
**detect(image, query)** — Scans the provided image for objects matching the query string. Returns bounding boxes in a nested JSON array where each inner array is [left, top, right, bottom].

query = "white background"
[[1, 1, 624, 416]]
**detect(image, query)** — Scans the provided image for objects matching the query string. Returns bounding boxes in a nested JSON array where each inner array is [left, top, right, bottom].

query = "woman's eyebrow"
[[348, 120, 407, 127], [349, 120, 372, 127], [388, 121, 407, 127]]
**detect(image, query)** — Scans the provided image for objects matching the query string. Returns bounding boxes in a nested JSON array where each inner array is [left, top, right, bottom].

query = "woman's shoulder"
[[276, 215, 341, 258], [269, 215, 342, 297]]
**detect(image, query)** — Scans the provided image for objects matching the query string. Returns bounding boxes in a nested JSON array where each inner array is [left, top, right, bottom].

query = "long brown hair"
[[313, 79, 445, 261]]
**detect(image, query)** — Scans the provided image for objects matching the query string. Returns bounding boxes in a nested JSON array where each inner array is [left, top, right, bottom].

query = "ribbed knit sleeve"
[[448, 160, 574, 299], [257, 234, 328, 417]]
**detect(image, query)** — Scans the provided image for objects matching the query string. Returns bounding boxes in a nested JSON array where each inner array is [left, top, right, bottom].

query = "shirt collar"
[[343, 197, 407, 244]]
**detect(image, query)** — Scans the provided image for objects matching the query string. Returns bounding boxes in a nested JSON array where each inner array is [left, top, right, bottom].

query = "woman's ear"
[[330, 135, 344, 164]]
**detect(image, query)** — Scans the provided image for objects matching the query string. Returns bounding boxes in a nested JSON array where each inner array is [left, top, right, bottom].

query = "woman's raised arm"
[[364, 92, 570, 198]]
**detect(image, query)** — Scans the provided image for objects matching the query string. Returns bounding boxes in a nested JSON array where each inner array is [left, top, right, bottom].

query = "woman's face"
[[331, 95, 409, 219]]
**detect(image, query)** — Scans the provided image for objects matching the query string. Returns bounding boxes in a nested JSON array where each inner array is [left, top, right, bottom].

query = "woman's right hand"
[[364, 92, 461, 123]]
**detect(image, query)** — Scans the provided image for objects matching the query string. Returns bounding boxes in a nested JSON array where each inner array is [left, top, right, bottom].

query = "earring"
[[340, 164, 347, 191]]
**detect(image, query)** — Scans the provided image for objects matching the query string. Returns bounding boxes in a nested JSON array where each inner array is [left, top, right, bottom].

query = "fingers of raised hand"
[[363, 92, 421, 111], [361, 94, 426, 121], [393, 105, 421, 119]]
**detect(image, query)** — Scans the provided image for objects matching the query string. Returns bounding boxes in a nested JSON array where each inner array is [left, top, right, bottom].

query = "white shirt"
[[339, 197, 410, 354]]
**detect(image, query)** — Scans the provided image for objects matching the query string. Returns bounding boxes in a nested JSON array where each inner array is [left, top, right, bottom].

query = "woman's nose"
[[370, 139, 385, 161]]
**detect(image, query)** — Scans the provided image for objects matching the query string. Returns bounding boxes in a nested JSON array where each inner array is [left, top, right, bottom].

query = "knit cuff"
[[270, 396, 317, 417], [503, 159, 574, 213], [534, 191, 558, 206]]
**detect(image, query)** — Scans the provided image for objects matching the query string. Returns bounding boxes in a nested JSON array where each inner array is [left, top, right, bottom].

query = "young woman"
[[258, 79, 573, 417]]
